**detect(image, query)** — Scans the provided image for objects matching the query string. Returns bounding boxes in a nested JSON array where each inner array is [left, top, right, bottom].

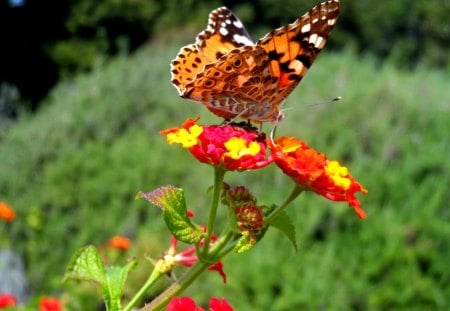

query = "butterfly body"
[[171, 0, 340, 123]]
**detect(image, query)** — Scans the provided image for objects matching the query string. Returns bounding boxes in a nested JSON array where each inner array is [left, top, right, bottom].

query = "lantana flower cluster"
[[162, 118, 367, 218], [270, 136, 368, 219], [161, 118, 272, 171]]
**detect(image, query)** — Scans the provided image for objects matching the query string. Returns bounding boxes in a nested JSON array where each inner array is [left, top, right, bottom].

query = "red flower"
[[209, 297, 234, 311], [39, 296, 62, 311], [167, 297, 234, 311], [270, 136, 368, 219], [0, 293, 17, 308], [0, 202, 15, 222], [161, 118, 272, 171], [108, 236, 132, 251], [167, 296, 204, 311]]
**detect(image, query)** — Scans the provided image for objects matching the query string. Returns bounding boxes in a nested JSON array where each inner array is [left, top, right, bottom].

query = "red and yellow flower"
[[270, 136, 368, 219], [161, 118, 272, 171]]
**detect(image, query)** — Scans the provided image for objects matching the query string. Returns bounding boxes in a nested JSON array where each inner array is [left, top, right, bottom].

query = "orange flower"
[[161, 118, 272, 171], [270, 136, 368, 219], [0, 202, 15, 222], [108, 236, 131, 251], [39, 296, 62, 311]]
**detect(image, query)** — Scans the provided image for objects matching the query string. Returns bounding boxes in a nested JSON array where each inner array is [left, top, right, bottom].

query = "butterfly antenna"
[[304, 96, 341, 108]]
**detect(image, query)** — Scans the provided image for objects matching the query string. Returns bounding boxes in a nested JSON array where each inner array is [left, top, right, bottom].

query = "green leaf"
[[137, 186, 204, 244], [270, 211, 298, 252], [63, 245, 107, 286], [102, 260, 137, 311]]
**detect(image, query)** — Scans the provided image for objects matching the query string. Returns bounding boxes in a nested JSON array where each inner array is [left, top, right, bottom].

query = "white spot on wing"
[[220, 27, 229, 36], [233, 20, 243, 28], [328, 18, 336, 26], [314, 36, 325, 48], [233, 34, 253, 45], [301, 23, 311, 33], [288, 59, 305, 72]]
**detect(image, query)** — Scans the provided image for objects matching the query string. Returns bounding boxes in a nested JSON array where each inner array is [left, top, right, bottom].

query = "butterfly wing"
[[183, 45, 280, 121], [257, 0, 340, 107], [171, 7, 253, 95], [172, 0, 340, 123]]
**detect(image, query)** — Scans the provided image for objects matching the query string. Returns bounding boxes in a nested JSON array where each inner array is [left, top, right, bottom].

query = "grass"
[[0, 37, 449, 310]]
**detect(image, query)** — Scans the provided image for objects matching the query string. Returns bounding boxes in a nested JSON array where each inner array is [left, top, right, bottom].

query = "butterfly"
[[171, 0, 340, 123]]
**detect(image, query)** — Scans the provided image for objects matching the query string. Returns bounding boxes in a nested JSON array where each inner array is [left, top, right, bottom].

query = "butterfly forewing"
[[257, 0, 340, 106], [171, 7, 253, 95], [196, 7, 253, 60]]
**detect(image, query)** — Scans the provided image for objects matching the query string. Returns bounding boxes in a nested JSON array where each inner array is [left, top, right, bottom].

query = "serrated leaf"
[[102, 260, 137, 311], [137, 186, 203, 244], [269, 211, 298, 252], [233, 231, 257, 253], [63, 245, 107, 286]]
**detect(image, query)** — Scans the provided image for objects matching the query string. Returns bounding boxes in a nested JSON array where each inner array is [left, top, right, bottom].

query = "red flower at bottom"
[[270, 136, 368, 219], [167, 297, 203, 311], [0, 293, 17, 308], [39, 296, 62, 311], [167, 297, 234, 311]]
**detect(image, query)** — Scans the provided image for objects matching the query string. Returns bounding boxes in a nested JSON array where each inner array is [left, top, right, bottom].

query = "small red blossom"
[[39, 296, 62, 311], [270, 136, 368, 219], [209, 297, 234, 311], [108, 236, 132, 251], [0, 293, 17, 308], [167, 297, 234, 311], [161, 118, 272, 171], [0, 202, 15, 222], [167, 296, 204, 311]]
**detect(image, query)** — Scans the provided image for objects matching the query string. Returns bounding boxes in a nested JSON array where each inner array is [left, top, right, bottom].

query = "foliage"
[[0, 37, 449, 309]]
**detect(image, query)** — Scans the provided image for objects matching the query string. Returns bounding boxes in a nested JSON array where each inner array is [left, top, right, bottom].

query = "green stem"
[[124, 269, 164, 311], [202, 167, 226, 255], [139, 261, 210, 311], [207, 230, 234, 258], [265, 185, 303, 224]]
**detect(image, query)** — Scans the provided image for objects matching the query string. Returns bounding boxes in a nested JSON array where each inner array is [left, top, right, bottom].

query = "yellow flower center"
[[166, 125, 203, 148], [224, 137, 261, 159], [278, 137, 302, 153], [325, 160, 351, 189]]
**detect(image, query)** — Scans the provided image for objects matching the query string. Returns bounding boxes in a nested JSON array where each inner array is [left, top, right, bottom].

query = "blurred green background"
[[1, 0, 449, 310]]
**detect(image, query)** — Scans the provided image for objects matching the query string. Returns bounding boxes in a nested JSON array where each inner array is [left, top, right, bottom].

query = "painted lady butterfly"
[[171, 0, 339, 123]]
